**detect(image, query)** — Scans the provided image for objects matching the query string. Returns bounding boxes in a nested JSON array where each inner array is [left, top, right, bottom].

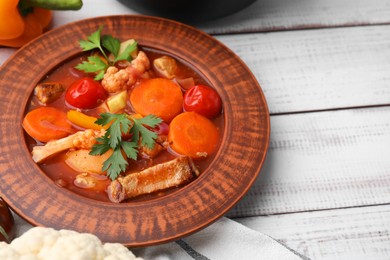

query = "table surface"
[[1, 0, 390, 259]]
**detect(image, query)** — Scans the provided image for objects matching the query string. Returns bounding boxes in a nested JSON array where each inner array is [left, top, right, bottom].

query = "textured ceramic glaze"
[[0, 15, 270, 247]]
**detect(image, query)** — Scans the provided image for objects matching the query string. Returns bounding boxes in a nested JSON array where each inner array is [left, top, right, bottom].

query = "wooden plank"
[[216, 25, 390, 114], [14, 204, 390, 259], [49, 0, 390, 34], [228, 106, 390, 217], [197, 0, 390, 34], [235, 204, 390, 260]]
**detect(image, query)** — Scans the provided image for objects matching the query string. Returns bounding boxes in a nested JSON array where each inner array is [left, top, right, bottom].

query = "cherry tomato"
[[65, 77, 107, 109], [183, 85, 222, 118]]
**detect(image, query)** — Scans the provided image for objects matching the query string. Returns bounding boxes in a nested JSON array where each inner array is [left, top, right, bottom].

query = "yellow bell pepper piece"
[[67, 110, 107, 131]]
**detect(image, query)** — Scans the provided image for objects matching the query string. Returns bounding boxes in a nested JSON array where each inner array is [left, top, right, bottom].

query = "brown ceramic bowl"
[[0, 15, 269, 247]]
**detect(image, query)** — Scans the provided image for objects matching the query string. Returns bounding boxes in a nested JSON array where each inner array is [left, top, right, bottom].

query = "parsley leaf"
[[116, 41, 138, 62], [90, 113, 162, 180], [102, 147, 129, 180], [79, 26, 108, 60], [75, 26, 138, 78], [74, 56, 108, 80], [102, 35, 120, 58], [132, 115, 162, 149], [121, 141, 138, 160]]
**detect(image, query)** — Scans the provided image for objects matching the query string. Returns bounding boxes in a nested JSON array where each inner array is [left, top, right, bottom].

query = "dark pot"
[[119, 0, 256, 22]]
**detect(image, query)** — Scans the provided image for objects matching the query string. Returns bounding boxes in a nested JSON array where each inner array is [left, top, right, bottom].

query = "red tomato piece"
[[65, 77, 107, 109], [183, 85, 222, 118]]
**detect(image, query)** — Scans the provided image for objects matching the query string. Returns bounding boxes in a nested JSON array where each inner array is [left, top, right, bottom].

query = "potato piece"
[[106, 90, 127, 113], [65, 149, 113, 174]]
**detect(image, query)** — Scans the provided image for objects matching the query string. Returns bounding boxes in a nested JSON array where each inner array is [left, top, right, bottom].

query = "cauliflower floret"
[[102, 51, 150, 93], [130, 51, 150, 75], [73, 129, 105, 150], [101, 66, 129, 93], [0, 242, 21, 259], [32, 129, 106, 163], [0, 227, 142, 260]]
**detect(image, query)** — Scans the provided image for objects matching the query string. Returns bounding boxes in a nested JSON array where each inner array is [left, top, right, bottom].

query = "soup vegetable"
[[22, 26, 223, 203]]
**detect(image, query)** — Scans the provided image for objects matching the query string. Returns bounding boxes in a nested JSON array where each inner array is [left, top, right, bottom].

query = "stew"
[[23, 28, 224, 203]]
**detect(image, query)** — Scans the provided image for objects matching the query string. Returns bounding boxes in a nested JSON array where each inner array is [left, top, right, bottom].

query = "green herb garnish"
[[90, 113, 162, 180], [75, 26, 138, 80]]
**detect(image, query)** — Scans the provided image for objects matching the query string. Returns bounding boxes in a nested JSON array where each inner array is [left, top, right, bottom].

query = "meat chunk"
[[153, 56, 177, 79], [34, 82, 65, 104], [107, 156, 199, 203]]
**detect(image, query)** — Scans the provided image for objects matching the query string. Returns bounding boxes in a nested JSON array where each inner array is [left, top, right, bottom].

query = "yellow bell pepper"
[[0, 0, 82, 48], [67, 110, 107, 131]]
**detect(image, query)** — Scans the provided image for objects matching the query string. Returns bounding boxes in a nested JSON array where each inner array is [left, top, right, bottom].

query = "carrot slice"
[[168, 112, 219, 158], [130, 78, 183, 122], [23, 107, 73, 143]]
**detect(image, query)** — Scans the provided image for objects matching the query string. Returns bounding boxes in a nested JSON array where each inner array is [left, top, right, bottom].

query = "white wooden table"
[[1, 0, 390, 259]]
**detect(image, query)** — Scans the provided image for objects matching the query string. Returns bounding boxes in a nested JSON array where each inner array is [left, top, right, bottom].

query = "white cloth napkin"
[[14, 214, 307, 260], [132, 217, 307, 260]]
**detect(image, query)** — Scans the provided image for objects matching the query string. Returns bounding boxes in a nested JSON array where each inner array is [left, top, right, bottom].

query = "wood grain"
[[228, 106, 390, 217], [197, 0, 390, 34], [48, 0, 390, 34], [236, 204, 390, 260], [216, 25, 390, 114]]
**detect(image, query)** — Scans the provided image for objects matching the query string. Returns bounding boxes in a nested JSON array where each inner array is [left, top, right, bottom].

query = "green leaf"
[[121, 141, 138, 160], [115, 41, 138, 62], [79, 40, 98, 51], [78, 26, 102, 51], [137, 123, 158, 149], [94, 70, 105, 81], [132, 115, 162, 149], [95, 113, 119, 126], [89, 141, 110, 156], [90, 112, 162, 180], [87, 26, 103, 47], [76, 26, 139, 80], [138, 114, 163, 128], [75, 56, 108, 73], [102, 35, 120, 58], [108, 119, 123, 149], [103, 148, 129, 180]]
